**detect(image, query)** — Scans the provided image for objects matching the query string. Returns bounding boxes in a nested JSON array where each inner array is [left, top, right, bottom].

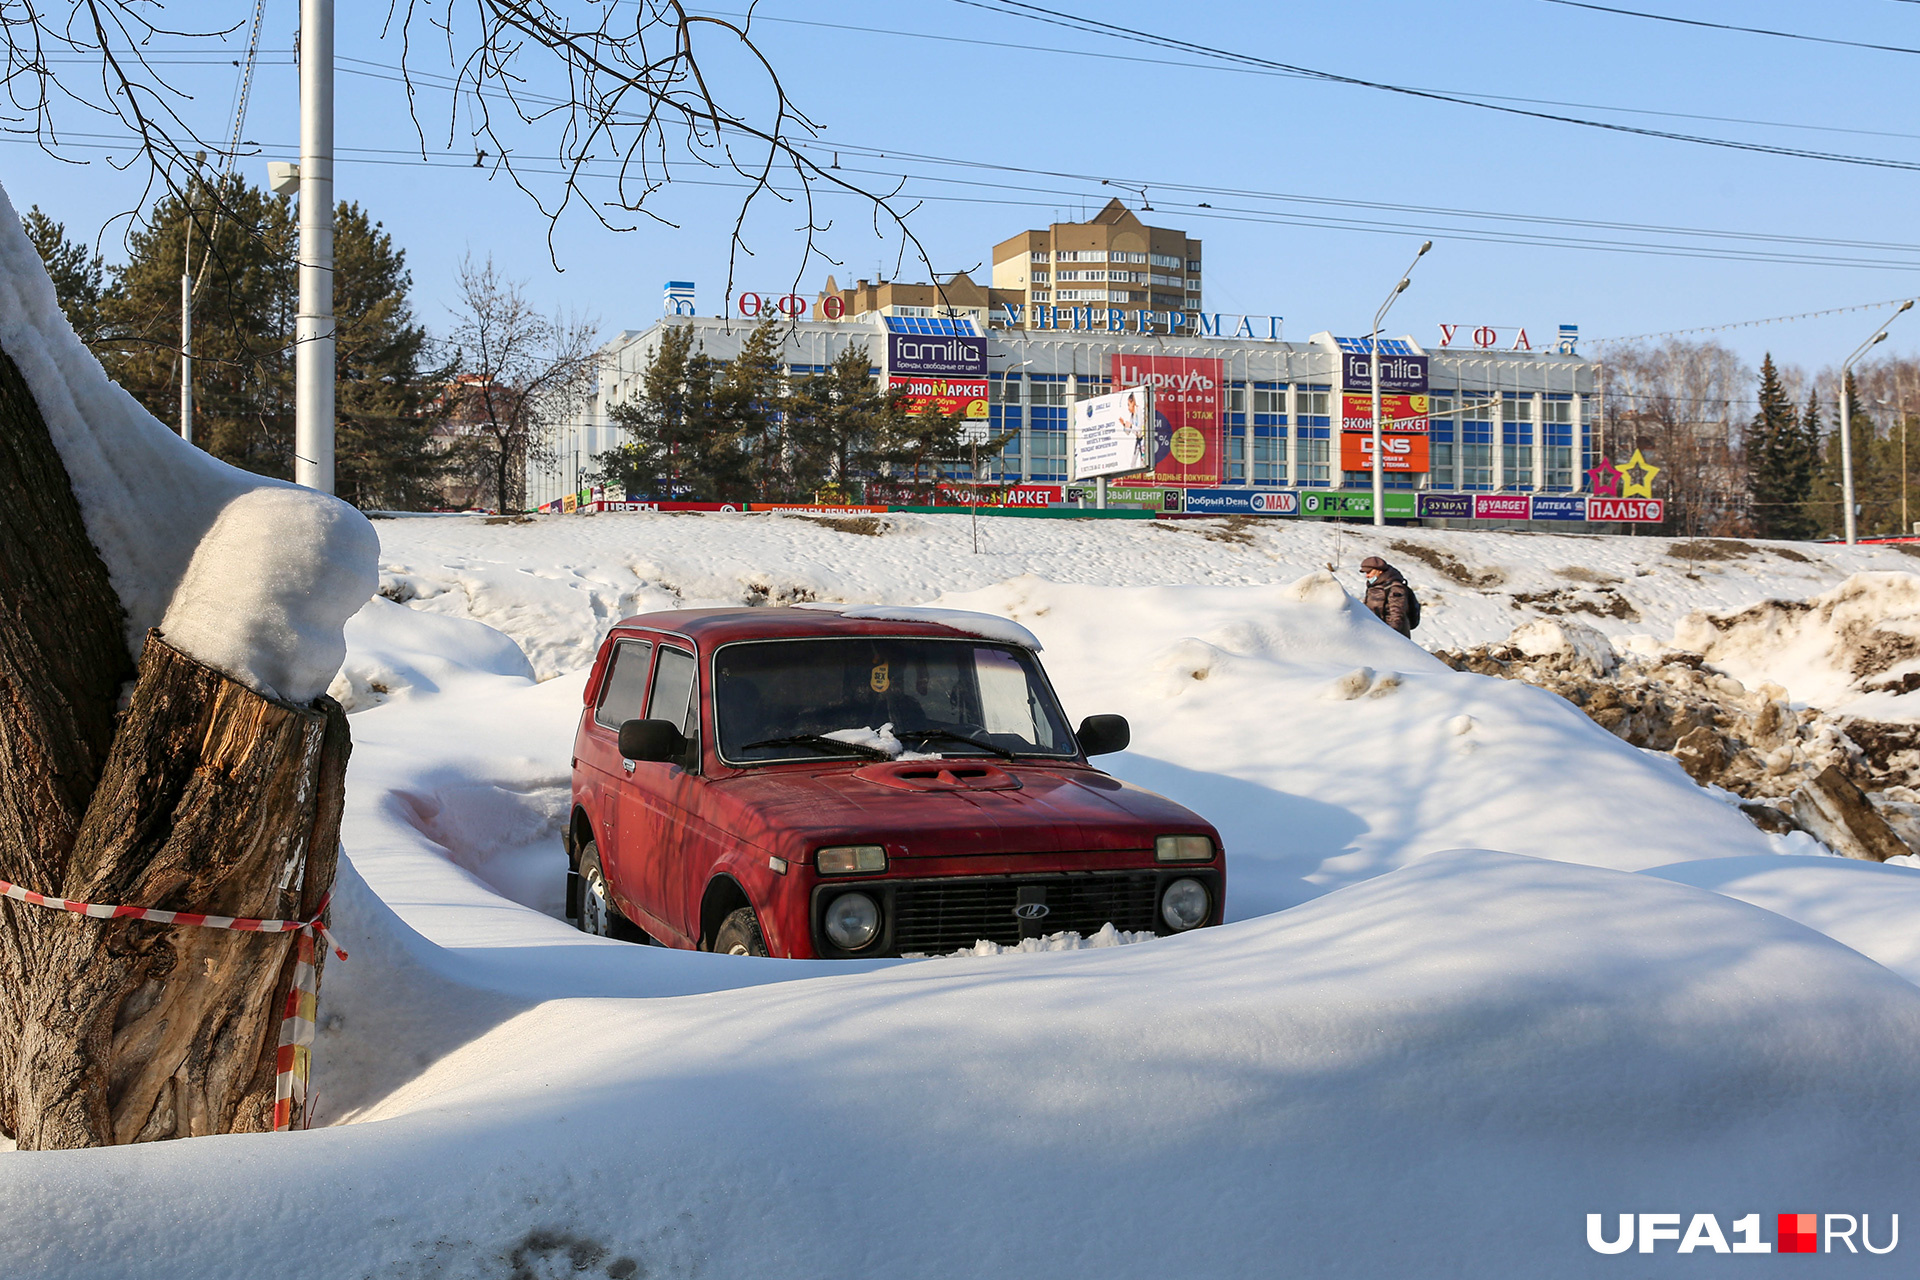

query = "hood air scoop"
[[854, 761, 1023, 793]]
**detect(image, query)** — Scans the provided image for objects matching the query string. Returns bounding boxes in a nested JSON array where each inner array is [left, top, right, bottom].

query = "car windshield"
[[714, 637, 1078, 764]]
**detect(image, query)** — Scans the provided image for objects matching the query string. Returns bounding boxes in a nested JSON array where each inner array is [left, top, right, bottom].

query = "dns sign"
[[736, 293, 846, 320]]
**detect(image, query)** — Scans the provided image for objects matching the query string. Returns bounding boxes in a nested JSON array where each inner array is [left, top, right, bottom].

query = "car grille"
[[889, 872, 1161, 953]]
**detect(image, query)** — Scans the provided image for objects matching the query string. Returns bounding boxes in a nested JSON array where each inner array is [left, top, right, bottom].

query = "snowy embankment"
[[8, 507, 1919, 1277]]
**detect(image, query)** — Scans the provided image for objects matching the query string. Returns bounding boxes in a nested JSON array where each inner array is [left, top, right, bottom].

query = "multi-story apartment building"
[[991, 199, 1202, 329]]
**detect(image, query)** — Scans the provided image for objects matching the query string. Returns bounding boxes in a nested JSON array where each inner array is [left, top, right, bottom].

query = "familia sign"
[[887, 332, 988, 420], [1339, 350, 1429, 395], [1112, 355, 1224, 488]]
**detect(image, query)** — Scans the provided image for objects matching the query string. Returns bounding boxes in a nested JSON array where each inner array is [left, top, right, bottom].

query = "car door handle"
[[623, 760, 636, 774]]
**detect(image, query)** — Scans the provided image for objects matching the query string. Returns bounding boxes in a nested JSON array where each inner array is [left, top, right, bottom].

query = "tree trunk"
[[0, 336, 349, 1148], [0, 341, 134, 1139]]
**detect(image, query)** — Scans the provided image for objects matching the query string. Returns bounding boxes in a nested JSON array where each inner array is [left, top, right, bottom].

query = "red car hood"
[[704, 759, 1208, 859]]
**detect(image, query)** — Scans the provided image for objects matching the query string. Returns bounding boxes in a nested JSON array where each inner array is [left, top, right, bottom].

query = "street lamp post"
[[1370, 240, 1432, 527], [295, 0, 336, 494], [1840, 299, 1913, 545]]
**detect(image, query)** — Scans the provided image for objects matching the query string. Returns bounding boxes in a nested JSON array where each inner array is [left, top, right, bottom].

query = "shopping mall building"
[[566, 203, 1608, 521]]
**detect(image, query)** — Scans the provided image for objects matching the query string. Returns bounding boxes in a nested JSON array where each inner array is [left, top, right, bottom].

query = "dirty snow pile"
[[11, 505, 1920, 1277], [0, 184, 374, 700]]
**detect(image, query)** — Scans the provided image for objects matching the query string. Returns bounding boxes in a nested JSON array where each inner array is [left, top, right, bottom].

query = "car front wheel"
[[577, 841, 647, 943], [711, 906, 769, 957]]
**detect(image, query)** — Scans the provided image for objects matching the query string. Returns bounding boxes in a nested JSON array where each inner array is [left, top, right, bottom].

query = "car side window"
[[648, 647, 698, 738], [594, 639, 654, 730]]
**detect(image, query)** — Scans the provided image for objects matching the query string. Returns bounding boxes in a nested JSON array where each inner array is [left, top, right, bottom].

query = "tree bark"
[[0, 341, 134, 1139], [0, 336, 350, 1148]]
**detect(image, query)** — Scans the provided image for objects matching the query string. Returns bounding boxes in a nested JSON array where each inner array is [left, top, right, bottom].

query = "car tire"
[[711, 906, 769, 957], [577, 841, 648, 943]]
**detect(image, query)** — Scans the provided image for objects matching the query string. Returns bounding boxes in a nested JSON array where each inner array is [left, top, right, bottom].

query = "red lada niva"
[[565, 606, 1224, 957]]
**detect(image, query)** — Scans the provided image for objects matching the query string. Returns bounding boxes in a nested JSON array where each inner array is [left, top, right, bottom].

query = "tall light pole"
[[1370, 240, 1432, 527], [1840, 299, 1913, 545], [295, 0, 336, 493]]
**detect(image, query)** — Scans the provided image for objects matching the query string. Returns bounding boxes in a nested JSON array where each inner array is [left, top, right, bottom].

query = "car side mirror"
[[619, 718, 687, 763], [1076, 714, 1130, 757]]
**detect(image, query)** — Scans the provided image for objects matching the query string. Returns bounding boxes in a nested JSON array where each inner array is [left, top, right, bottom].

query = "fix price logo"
[[1587, 1212, 1898, 1255]]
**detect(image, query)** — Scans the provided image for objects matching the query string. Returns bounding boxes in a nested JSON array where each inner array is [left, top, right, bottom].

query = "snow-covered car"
[[565, 606, 1225, 957]]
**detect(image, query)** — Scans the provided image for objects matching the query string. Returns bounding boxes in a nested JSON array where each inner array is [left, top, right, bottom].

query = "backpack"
[[1399, 581, 1422, 631]]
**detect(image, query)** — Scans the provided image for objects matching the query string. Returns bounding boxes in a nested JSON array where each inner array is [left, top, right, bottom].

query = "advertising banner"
[[1072, 385, 1154, 481], [1416, 492, 1474, 519], [598, 500, 744, 513], [1065, 485, 1182, 511], [1340, 393, 1431, 433], [1474, 495, 1533, 520], [888, 374, 989, 420], [1298, 490, 1418, 519], [930, 483, 1063, 508], [1112, 354, 1224, 487], [750, 502, 889, 514], [1182, 488, 1299, 516], [1339, 431, 1430, 472], [888, 331, 989, 419], [1587, 497, 1666, 523], [1530, 495, 1588, 521], [1340, 350, 1429, 395]]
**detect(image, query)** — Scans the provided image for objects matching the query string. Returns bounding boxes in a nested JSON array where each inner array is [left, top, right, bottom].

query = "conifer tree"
[[1800, 389, 1838, 538], [784, 342, 894, 498], [21, 207, 108, 347], [594, 323, 718, 499], [1745, 355, 1815, 539]]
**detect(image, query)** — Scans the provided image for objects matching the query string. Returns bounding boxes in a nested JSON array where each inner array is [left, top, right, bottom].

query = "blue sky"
[[11, 0, 1920, 384]]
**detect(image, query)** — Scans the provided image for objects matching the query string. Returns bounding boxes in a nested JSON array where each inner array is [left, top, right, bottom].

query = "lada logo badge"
[[1012, 902, 1051, 921]]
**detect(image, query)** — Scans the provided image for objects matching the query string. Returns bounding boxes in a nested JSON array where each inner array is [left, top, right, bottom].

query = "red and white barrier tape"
[[0, 877, 346, 1132]]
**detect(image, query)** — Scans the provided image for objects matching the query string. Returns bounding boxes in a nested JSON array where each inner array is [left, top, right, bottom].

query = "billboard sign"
[[1340, 350, 1429, 395], [887, 332, 986, 378], [1072, 385, 1154, 481], [1340, 431, 1430, 472], [931, 483, 1063, 508], [1474, 495, 1533, 520], [1416, 492, 1474, 519], [1340, 393, 1430, 432], [1112, 354, 1224, 488], [1182, 488, 1299, 516], [1588, 497, 1666, 523], [1298, 490, 1417, 519], [1530, 495, 1587, 521], [887, 374, 989, 420]]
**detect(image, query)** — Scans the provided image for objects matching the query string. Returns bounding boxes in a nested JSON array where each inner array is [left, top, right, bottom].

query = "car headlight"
[[817, 844, 887, 874], [823, 892, 881, 950], [1160, 877, 1211, 931], [1155, 835, 1214, 862]]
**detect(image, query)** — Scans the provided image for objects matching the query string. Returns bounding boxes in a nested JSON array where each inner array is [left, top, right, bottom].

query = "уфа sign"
[[1340, 393, 1430, 432], [1182, 488, 1299, 516], [1072, 385, 1153, 481], [1416, 492, 1474, 519], [1588, 497, 1665, 523], [888, 332, 989, 420], [1111, 354, 1225, 488], [1531, 495, 1587, 521], [1340, 351, 1429, 396], [1339, 431, 1430, 473], [1474, 495, 1533, 520]]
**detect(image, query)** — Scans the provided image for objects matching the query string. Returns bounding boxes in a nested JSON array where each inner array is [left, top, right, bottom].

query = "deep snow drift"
[[6, 508, 1920, 1277]]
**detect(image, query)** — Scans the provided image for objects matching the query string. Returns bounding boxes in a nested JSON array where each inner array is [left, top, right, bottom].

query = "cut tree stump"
[[0, 334, 350, 1148]]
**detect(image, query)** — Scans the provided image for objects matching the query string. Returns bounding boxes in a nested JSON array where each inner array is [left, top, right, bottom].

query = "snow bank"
[[0, 184, 376, 702], [798, 601, 1043, 648], [6, 850, 1919, 1278], [1673, 571, 1920, 720]]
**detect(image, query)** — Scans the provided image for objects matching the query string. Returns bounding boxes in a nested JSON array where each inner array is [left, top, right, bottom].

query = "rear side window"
[[595, 639, 654, 729], [649, 648, 698, 737]]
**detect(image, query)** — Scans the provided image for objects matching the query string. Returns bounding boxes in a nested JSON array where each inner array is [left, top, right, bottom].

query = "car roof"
[[611, 606, 1025, 649]]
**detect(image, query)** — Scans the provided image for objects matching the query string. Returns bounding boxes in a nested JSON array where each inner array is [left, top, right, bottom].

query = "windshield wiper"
[[894, 727, 1019, 759], [741, 734, 893, 760]]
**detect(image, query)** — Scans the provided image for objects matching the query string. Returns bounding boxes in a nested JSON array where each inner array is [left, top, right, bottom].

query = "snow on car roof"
[[611, 605, 1042, 650]]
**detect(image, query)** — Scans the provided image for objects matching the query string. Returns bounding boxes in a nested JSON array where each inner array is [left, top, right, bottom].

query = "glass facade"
[[1296, 385, 1332, 486], [1027, 373, 1068, 481], [1543, 393, 1575, 491], [1501, 393, 1533, 490]]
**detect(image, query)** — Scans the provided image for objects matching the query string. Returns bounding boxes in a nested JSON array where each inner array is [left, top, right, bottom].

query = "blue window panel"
[[1332, 336, 1418, 357]]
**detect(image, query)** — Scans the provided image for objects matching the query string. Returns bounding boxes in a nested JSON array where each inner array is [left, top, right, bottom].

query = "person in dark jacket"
[[1360, 555, 1414, 636]]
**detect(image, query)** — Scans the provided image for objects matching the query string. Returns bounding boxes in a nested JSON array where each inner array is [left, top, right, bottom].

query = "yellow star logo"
[[1618, 448, 1660, 498]]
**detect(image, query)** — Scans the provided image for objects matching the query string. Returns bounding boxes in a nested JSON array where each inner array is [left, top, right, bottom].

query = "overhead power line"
[[951, 0, 1920, 172], [1594, 298, 1920, 345], [1543, 1, 1920, 56]]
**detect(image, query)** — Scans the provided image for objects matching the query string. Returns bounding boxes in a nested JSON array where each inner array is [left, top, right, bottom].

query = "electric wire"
[[1543, 1, 1920, 56]]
